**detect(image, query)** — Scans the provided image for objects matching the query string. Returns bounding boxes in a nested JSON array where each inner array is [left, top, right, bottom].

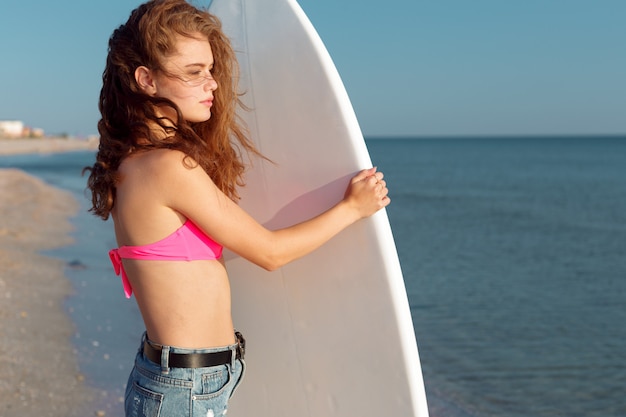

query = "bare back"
[[112, 149, 235, 348]]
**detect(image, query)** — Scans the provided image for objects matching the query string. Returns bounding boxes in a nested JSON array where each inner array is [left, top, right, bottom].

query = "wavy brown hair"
[[84, 0, 261, 220]]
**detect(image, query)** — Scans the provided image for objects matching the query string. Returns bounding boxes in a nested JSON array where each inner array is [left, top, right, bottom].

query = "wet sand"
[[0, 165, 103, 415]]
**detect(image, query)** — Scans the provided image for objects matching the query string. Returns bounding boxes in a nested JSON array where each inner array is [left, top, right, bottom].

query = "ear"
[[135, 66, 157, 95]]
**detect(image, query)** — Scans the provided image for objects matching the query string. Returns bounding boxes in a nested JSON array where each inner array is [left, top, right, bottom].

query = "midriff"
[[122, 258, 236, 348]]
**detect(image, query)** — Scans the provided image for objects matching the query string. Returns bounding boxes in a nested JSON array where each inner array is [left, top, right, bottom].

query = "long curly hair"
[[84, 0, 261, 220]]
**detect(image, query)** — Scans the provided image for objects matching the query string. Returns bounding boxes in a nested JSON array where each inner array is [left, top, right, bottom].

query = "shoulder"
[[117, 148, 219, 213], [125, 149, 185, 168], [118, 149, 214, 197], [121, 149, 202, 178]]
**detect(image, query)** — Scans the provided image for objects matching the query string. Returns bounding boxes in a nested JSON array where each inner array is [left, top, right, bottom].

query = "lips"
[[201, 98, 214, 107]]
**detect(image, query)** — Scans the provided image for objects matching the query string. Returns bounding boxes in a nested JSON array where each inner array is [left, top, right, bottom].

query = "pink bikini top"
[[109, 220, 223, 298]]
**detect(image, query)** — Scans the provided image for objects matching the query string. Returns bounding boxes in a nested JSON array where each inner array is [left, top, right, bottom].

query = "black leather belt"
[[143, 332, 245, 369]]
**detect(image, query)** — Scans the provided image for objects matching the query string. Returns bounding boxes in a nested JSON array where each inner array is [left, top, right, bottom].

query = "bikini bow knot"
[[108, 249, 133, 298], [109, 249, 122, 275]]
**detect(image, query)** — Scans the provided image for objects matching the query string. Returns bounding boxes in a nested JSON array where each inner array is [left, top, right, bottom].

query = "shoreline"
[[0, 136, 99, 156], [0, 168, 101, 416]]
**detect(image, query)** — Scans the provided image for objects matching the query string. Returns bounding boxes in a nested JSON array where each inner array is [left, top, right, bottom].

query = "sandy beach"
[[0, 136, 99, 156], [0, 139, 104, 416]]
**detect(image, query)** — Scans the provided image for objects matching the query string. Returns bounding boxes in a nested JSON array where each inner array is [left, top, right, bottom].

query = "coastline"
[[0, 136, 99, 156], [0, 167, 101, 415]]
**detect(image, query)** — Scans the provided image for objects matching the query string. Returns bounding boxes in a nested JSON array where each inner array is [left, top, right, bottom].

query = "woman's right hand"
[[343, 167, 391, 219]]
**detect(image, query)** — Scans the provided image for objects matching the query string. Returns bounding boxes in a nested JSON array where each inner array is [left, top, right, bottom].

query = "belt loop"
[[160, 345, 170, 375], [230, 347, 236, 371]]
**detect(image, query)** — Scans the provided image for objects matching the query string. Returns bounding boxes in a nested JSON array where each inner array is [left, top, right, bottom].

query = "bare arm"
[[159, 152, 390, 270]]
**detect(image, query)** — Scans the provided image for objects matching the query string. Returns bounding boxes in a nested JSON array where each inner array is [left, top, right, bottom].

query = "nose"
[[204, 76, 218, 91]]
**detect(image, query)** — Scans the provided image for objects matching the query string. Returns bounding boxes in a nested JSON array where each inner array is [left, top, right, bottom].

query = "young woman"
[[85, 1, 390, 416]]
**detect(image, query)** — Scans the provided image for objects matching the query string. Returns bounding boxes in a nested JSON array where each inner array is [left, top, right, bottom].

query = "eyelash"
[[189, 68, 213, 76]]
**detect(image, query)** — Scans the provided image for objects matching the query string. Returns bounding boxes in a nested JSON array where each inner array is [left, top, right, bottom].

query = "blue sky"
[[0, 0, 624, 138]]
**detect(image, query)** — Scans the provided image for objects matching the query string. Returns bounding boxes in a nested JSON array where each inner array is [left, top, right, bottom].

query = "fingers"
[[366, 172, 386, 193], [350, 167, 386, 184], [351, 167, 377, 183], [377, 181, 389, 200], [369, 173, 390, 207], [365, 171, 386, 192], [343, 167, 391, 218]]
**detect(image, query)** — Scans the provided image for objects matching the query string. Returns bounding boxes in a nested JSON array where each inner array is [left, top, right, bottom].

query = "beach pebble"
[[67, 259, 87, 269]]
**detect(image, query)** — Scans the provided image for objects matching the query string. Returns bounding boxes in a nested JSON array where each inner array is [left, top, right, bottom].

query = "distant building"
[[31, 127, 45, 138], [0, 120, 25, 138], [0, 120, 45, 138]]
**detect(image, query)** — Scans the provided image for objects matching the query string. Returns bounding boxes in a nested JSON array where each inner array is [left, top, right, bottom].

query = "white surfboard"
[[208, 1, 429, 416]]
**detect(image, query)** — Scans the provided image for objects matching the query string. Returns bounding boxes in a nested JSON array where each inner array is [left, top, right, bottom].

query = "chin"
[[186, 113, 212, 123]]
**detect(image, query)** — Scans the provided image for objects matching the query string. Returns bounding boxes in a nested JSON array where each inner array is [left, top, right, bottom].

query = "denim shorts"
[[125, 333, 246, 417]]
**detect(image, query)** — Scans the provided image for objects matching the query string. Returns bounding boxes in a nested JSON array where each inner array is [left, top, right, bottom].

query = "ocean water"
[[2, 136, 625, 416], [368, 136, 626, 417]]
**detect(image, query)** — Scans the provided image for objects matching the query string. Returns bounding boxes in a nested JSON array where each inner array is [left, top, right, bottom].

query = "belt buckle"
[[235, 331, 246, 359]]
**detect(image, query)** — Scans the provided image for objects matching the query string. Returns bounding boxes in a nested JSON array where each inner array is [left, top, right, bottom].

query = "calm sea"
[[2, 136, 625, 417]]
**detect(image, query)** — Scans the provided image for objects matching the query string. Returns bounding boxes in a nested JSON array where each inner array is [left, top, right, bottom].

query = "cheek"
[[163, 87, 198, 101], [156, 79, 195, 101]]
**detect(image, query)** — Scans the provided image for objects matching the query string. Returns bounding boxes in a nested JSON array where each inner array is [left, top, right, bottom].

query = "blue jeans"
[[125, 333, 246, 417]]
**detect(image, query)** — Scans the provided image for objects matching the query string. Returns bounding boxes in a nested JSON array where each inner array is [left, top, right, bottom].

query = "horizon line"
[[364, 133, 626, 140]]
